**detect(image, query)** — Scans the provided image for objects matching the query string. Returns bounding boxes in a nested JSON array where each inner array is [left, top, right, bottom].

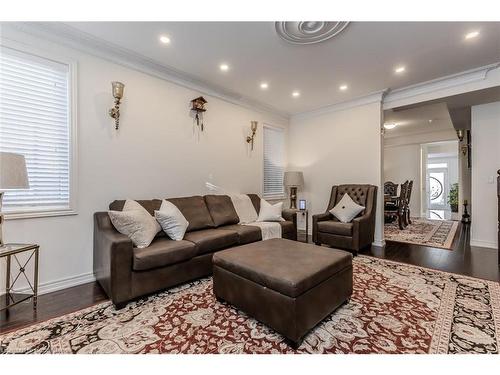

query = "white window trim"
[[1, 38, 78, 220], [262, 123, 286, 200]]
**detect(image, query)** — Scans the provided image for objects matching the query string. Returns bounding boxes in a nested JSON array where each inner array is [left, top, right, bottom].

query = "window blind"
[[263, 126, 285, 197], [0, 47, 71, 212]]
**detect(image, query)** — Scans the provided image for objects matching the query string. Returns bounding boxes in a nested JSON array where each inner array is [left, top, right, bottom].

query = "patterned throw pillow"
[[108, 199, 161, 248]]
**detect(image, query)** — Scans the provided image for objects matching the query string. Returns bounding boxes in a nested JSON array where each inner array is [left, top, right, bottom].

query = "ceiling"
[[383, 102, 454, 138], [65, 22, 500, 115], [391, 86, 500, 131]]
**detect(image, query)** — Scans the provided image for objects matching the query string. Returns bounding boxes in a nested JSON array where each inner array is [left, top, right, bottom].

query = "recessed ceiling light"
[[428, 119, 433, 123], [219, 63, 229, 72], [395, 66, 406, 74], [260, 82, 269, 90], [292, 91, 300, 98], [339, 84, 348, 91], [384, 123, 397, 130], [159, 35, 171, 44], [465, 30, 480, 40]]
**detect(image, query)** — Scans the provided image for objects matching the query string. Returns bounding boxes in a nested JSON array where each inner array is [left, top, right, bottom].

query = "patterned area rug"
[[384, 218, 459, 249], [1, 256, 498, 354]]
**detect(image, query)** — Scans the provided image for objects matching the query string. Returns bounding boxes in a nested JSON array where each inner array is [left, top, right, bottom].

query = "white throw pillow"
[[108, 199, 161, 248], [329, 193, 365, 223], [154, 200, 189, 241], [230, 194, 258, 224], [256, 199, 285, 222]]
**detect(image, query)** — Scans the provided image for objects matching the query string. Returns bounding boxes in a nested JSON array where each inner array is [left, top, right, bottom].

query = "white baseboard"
[[470, 239, 497, 250], [14, 272, 96, 296], [372, 239, 386, 248]]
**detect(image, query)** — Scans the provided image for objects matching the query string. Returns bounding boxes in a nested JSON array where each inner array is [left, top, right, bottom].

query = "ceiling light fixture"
[[159, 35, 171, 44], [383, 123, 397, 130], [260, 82, 269, 90], [465, 30, 480, 40], [292, 91, 300, 98], [395, 66, 406, 74], [339, 84, 348, 91], [219, 63, 229, 72]]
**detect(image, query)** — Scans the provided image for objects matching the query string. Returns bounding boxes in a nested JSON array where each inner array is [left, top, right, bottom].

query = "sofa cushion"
[[133, 238, 196, 271], [247, 194, 261, 213], [222, 224, 262, 244], [183, 229, 239, 255], [204, 195, 240, 227], [317, 221, 353, 236], [278, 221, 295, 235], [109, 199, 161, 215], [167, 196, 215, 232]]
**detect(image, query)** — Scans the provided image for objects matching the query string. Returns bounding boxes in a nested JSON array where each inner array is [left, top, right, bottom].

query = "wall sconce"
[[109, 81, 125, 130], [456, 129, 464, 142], [246, 121, 258, 150]]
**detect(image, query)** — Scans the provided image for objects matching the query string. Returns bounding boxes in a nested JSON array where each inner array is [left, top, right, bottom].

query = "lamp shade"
[[0, 152, 29, 190], [284, 171, 304, 187]]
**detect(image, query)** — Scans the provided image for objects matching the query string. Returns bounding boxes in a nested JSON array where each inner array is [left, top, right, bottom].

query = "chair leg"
[[407, 208, 412, 224], [398, 212, 405, 230]]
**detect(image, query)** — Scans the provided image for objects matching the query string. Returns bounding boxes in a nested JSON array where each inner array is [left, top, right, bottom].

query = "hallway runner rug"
[[1, 256, 498, 354], [384, 218, 459, 249]]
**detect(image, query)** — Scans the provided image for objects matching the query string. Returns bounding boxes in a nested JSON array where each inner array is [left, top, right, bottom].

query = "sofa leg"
[[285, 337, 303, 350], [114, 302, 127, 310]]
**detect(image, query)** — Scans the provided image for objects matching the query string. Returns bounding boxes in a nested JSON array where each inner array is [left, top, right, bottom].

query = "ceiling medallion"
[[275, 21, 350, 45]]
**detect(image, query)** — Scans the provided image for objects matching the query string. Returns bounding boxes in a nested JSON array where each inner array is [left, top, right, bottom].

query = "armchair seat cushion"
[[317, 221, 353, 236], [222, 224, 262, 244], [183, 229, 239, 255], [133, 238, 196, 271]]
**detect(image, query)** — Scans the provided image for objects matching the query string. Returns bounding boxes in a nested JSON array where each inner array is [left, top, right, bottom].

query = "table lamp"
[[284, 171, 304, 209], [0, 152, 29, 245]]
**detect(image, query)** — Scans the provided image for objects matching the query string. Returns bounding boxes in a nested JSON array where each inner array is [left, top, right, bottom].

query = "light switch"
[[488, 176, 495, 184]]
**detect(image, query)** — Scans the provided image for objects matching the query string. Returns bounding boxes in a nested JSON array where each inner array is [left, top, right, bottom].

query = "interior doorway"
[[421, 141, 459, 220]]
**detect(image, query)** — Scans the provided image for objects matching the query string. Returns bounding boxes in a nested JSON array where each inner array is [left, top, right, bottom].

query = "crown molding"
[[383, 63, 500, 110], [291, 89, 387, 121], [6, 22, 290, 122]]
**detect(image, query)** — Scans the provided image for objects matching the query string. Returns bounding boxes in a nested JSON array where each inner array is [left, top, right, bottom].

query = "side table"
[[0, 243, 40, 312], [293, 209, 309, 242]]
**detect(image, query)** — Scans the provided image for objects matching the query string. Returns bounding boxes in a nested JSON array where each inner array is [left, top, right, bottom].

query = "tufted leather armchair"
[[312, 184, 378, 254]]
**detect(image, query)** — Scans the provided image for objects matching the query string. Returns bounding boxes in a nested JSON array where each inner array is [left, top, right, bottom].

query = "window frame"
[[0, 40, 78, 219], [262, 123, 286, 200]]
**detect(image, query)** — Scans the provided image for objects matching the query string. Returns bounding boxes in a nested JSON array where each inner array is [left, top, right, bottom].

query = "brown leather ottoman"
[[212, 238, 353, 347]]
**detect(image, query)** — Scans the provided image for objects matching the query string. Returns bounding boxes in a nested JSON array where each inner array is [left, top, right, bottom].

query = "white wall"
[[288, 101, 384, 245], [1, 28, 288, 294], [471, 101, 500, 249]]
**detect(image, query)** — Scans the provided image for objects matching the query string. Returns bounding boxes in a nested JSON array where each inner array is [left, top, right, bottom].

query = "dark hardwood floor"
[[359, 224, 499, 282], [1, 224, 498, 334]]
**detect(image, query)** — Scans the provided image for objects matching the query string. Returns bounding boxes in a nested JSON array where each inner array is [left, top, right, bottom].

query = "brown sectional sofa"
[[93, 194, 297, 308]]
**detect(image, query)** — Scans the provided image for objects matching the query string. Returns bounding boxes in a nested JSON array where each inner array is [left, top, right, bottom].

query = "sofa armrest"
[[312, 212, 331, 223], [352, 214, 374, 249], [282, 208, 297, 224], [93, 212, 133, 305], [312, 212, 332, 243], [282, 209, 298, 239]]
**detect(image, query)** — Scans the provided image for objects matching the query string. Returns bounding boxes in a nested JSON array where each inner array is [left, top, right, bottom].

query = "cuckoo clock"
[[190, 96, 207, 131]]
